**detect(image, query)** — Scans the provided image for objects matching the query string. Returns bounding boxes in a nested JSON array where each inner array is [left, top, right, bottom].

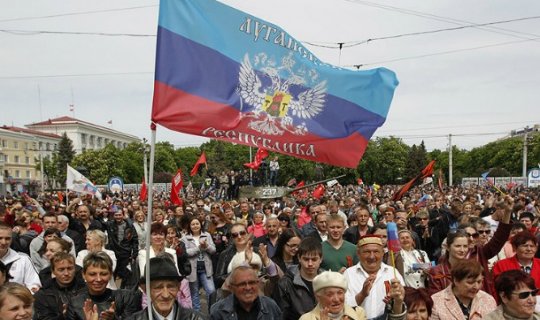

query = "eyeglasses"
[[232, 280, 258, 288], [231, 230, 247, 239], [477, 230, 491, 235], [466, 232, 479, 239], [197, 205, 205, 208], [286, 243, 299, 249], [420, 218, 428, 221], [212, 206, 221, 209], [512, 289, 539, 299]]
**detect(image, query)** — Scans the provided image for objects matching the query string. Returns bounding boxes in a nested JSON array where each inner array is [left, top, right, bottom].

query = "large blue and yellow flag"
[[151, 0, 399, 168]]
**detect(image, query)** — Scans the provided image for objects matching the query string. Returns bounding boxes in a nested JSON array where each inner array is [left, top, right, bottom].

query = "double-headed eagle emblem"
[[237, 53, 327, 136]]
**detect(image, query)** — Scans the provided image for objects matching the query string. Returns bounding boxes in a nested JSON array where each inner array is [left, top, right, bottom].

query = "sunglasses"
[[478, 230, 491, 235], [512, 289, 539, 299], [231, 230, 247, 239], [467, 232, 480, 239]]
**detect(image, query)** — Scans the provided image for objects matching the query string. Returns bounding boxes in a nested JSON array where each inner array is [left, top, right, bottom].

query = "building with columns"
[[26, 116, 139, 154]]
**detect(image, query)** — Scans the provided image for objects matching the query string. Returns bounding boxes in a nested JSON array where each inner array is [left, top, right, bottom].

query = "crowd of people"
[[0, 181, 539, 320]]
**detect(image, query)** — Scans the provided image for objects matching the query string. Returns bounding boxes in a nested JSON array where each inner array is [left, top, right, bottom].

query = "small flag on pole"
[[190, 152, 207, 177], [66, 164, 101, 199], [170, 169, 184, 205], [139, 179, 148, 201], [386, 222, 401, 278]]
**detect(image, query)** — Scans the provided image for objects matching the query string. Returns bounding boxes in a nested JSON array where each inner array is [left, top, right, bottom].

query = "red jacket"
[[493, 255, 540, 290]]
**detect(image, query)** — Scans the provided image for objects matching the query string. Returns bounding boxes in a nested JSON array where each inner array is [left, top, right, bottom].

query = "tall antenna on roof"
[[37, 85, 43, 121], [69, 87, 75, 118]]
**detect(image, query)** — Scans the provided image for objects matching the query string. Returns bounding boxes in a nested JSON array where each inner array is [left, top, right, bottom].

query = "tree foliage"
[[56, 133, 75, 187], [39, 130, 538, 189]]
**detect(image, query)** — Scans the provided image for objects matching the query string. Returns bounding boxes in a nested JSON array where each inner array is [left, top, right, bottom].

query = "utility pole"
[[523, 128, 529, 178], [448, 134, 453, 186], [142, 138, 148, 184]]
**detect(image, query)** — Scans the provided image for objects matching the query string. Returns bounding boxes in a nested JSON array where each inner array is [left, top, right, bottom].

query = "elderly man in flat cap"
[[300, 270, 366, 320], [133, 255, 204, 320], [343, 236, 407, 320]]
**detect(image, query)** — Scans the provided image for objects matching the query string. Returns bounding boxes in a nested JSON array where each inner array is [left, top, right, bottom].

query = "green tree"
[[154, 142, 177, 174], [358, 136, 410, 184], [71, 144, 125, 184], [56, 133, 75, 186], [118, 142, 145, 183]]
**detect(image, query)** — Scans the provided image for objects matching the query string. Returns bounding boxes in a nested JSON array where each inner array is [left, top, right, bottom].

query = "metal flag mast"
[[145, 123, 157, 320]]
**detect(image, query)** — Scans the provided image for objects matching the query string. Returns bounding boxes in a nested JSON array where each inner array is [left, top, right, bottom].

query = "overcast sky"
[[1, 0, 539, 153]]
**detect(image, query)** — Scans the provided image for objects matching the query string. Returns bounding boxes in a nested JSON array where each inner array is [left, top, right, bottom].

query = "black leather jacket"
[[132, 302, 206, 320], [105, 219, 138, 258], [33, 275, 86, 320], [65, 288, 141, 320], [277, 265, 319, 320], [214, 244, 238, 288]]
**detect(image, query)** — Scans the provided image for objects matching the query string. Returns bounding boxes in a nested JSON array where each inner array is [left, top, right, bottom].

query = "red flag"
[[190, 152, 207, 176], [170, 169, 184, 205], [437, 169, 444, 193], [392, 160, 436, 201], [57, 191, 64, 203], [313, 184, 325, 199], [244, 148, 269, 170], [139, 180, 148, 201]]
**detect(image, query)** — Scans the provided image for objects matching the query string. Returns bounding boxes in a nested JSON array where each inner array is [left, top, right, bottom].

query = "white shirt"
[[151, 302, 176, 320], [344, 262, 404, 319]]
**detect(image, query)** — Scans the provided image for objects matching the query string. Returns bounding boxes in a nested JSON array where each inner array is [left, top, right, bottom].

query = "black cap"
[[141, 256, 181, 282]]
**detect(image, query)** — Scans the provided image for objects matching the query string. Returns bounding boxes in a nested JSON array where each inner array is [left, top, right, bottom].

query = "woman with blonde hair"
[[0, 283, 34, 320], [76, 229, 117, 289]]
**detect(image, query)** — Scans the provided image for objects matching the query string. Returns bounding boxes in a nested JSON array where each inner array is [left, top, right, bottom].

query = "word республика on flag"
[[151, 0, 399, 168]]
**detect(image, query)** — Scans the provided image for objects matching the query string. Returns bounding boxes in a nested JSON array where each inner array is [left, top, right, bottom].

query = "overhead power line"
[[0, 29, 156, 37], [348, 36, 540, 68], [344, 0, 540, 40], [0, 71, 153, 80], [0, 4, 157, 23], [304, 15, 540, 49]]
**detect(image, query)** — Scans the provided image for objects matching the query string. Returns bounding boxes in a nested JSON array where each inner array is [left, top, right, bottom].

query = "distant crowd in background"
[[0, 178, 540, 319]]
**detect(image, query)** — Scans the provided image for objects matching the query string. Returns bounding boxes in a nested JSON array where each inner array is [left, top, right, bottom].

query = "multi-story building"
[[26, 116, 139, 154], [0, 127, 61, 195], [0, 116, 139, 195]]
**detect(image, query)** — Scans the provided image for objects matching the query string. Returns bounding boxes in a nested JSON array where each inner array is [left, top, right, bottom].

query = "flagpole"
[[65, 164, 69, 207], [249, 146, 253, 185], [145, 124, 157, 320]]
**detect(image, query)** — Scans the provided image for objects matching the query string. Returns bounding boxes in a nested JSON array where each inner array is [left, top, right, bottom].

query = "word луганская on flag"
[[151, 0, 399, 168]]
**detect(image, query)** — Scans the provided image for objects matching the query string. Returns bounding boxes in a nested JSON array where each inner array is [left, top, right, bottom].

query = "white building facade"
[[26, 116, 139, 154]]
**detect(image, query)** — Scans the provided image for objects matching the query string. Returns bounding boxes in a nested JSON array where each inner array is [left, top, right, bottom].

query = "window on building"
[[15, 170, 20, 178], [13, 141, 18, 149], [3, 155, 7, 163], [25, 157, 30, 164], [26, 170, 31, 178], [97, 137, 102, 148], [1, 140, 6, 148], [46, 143, 50, 151], [81, 134, 87, 144], [14, 155, 19, 163], [24, 142, 28, 150], [89, 135, 95, 146], [53, 144, 57, 150]]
